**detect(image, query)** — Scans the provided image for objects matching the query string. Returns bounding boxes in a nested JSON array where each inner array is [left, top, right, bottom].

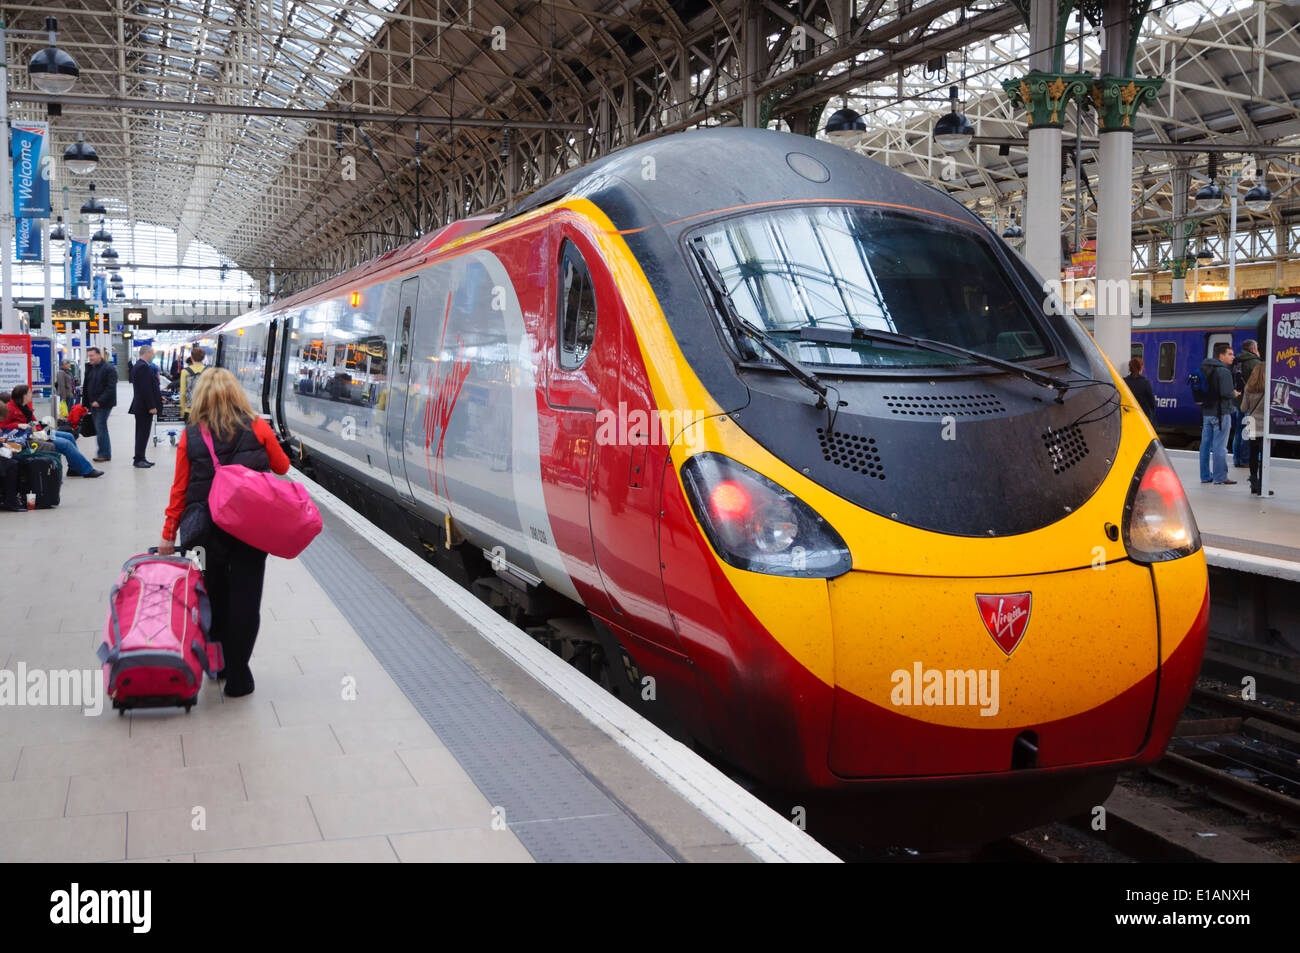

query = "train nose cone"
[[825, 564, 1161, 778]]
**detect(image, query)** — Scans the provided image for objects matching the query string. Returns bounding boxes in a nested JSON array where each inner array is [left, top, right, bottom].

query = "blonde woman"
[[1242, 363, 1267, 496], [160, 368, 290, 696]]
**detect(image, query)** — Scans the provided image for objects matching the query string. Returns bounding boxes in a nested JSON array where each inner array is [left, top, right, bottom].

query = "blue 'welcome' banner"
[[11, 122, 50, 218], [15, 217, 41, 261], [93, 274, 107, 305], [69, 239, 88, 291]]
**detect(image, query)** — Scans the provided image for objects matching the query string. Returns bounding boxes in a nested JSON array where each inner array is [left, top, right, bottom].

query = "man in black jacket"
[[1124, 356, 1158, 422], [1199, 342, 1239, 485], [82, 347, 117, 462], [1231, 340, 1263, 467], [128, 346, 163, 467]]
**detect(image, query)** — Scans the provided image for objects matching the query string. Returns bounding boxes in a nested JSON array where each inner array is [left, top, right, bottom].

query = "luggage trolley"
[[154, 392, 183, 447]]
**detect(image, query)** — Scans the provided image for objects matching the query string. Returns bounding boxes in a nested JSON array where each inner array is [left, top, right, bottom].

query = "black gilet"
[[184, 419, 271, 508]]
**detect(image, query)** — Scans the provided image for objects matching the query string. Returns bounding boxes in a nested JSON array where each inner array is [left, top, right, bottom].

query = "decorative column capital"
[[1089, 76, 1163, 133], [1165, 255, 1196, 280], [1001, 71, 1091, 129]]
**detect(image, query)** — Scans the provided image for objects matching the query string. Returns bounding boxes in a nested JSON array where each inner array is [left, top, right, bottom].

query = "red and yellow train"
[[212, 127, 1209, 845]]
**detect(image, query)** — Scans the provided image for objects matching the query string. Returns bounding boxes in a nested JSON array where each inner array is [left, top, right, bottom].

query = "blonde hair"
[[188, 367, 255, 441], [1246, 362, 1266, 394]]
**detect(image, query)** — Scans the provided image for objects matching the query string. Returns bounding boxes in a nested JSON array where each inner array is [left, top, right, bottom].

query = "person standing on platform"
[[1242, 363, 1268, 496], [129, 345, 163, 468], [1231, 340, 1262, 468], [159, 368, 290, 697], [1199, 342, 1239, 486], [1124, 357, 1157, 423], [178, 346, 208, 422], [55, 360, 74, 414], [168, 353, 182, 393], [82, 347, 117, 463]]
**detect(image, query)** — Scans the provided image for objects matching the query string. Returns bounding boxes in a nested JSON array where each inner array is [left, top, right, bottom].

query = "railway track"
[[986, 682, 1300, 864]]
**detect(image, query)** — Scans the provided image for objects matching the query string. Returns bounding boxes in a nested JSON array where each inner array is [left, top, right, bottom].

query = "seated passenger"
[[2, 384, 102, 478], [1, 385, 32, 430]]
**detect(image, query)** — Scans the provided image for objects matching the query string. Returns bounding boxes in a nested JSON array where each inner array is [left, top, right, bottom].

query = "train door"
[[543, 234, 614, 610], [261, 318, 279, 418], [384, 277, 419, 503], [266, 317, 291, 436]]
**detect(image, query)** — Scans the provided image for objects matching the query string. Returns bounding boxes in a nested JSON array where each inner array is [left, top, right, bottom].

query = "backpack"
[[182, 365, 205, 406], [1188, 367, 1213, 408], [97, 553, 222, 712]]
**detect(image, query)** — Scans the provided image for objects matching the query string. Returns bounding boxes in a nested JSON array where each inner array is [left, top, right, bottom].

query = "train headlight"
[[681, 452, 851, 577], [1122, 441, 1202, 563]]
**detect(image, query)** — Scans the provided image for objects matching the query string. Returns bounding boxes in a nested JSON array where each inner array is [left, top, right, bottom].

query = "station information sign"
[[52, 299, 93, 324], [30, 338, 52, 388], [52, 317, 106, 334]]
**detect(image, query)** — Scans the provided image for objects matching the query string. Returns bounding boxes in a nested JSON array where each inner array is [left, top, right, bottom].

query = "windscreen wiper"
[[790, 324, 1072, 403], [689, 239, 831, 409]]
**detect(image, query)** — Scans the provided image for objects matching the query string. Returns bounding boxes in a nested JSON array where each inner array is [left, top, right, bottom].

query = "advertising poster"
[[0, 335, 33, 391], [1267, 298, 1300, 442]]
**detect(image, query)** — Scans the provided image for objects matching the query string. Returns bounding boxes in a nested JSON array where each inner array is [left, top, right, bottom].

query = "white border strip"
[[1166, 447, 1300, 472], [288, 468, 841, 863], [1204, 546, 1300, 583]]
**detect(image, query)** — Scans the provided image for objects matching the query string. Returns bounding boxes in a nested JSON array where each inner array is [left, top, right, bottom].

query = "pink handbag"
[[200, 424, 322, 559]]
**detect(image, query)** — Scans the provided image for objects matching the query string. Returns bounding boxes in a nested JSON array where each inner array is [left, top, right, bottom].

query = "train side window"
[[398, 306, 413, 374], [361, 336, 387, 376], [1157, 341, 1176, 382], [558, 239, 597, 369], [1131, 342, 1143, 364]]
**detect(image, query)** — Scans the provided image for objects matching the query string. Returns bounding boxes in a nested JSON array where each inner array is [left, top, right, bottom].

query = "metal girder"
[[21, 0, 1300, 292]]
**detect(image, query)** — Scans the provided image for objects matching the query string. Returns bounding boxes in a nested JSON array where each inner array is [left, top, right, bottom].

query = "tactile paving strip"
[[300, 523, 675, 862]]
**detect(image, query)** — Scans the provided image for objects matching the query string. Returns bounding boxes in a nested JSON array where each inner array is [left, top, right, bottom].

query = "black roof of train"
[[496, 126, 984, 236]]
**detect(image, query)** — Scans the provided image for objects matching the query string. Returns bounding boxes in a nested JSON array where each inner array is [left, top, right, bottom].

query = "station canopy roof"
[[14, 0, 1300, 279]]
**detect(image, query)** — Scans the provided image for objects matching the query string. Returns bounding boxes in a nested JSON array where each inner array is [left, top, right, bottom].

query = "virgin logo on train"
[[975, 593, 1032, 655]]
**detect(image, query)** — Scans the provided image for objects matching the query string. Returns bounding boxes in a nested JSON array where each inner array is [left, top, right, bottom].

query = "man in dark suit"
[[129, 345, 163, 468], [1124, 356, 1158, 422]]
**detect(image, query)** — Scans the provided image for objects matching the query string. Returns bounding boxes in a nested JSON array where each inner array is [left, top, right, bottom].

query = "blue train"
[[1079, 297, 1269, 436]]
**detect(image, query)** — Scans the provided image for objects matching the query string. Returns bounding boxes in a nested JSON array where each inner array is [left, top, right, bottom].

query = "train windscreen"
[[690, 204, 1052, 369]]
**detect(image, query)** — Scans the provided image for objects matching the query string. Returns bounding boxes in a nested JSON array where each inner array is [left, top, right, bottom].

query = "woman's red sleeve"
[[255, 417, 291, 474], [162, 431, 191, 541]]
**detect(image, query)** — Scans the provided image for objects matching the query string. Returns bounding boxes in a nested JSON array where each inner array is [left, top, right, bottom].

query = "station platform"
[[1167, 449, 1300, 581], [0, 384, 834, 863]]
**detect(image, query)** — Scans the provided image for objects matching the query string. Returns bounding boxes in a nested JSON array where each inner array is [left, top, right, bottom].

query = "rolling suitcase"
[[0, 456, 20, 510], [16, 450, 62, 508], [97, 552, 223, 713]]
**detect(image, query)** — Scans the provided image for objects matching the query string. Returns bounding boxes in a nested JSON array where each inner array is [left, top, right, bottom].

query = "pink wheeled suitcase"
[[97, 552, 223, 713]]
